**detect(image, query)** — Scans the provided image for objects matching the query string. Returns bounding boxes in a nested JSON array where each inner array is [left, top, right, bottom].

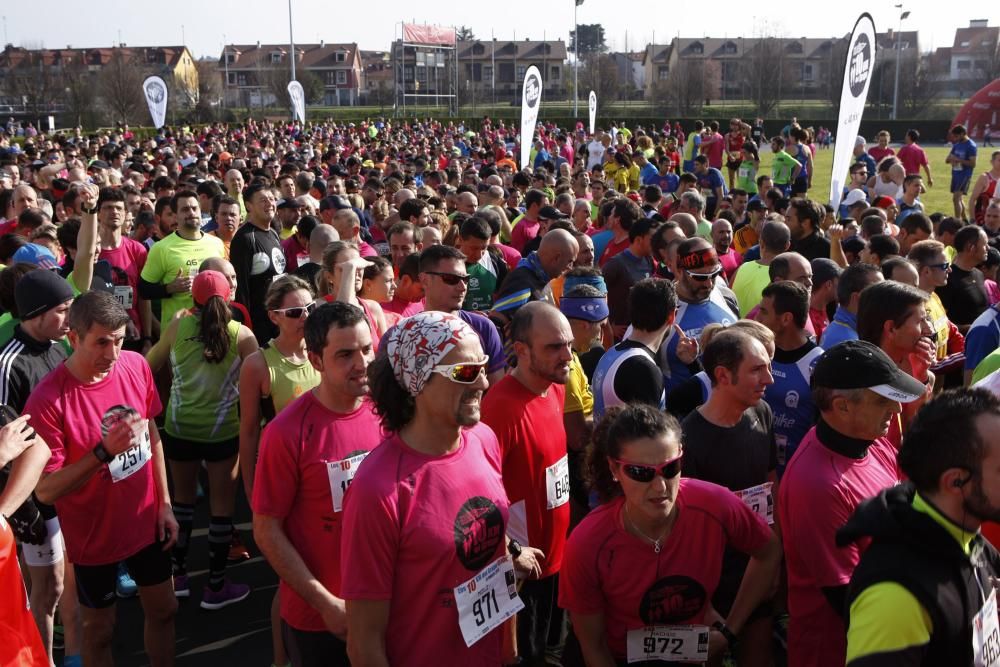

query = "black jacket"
[[837, 483, 1000, 666]]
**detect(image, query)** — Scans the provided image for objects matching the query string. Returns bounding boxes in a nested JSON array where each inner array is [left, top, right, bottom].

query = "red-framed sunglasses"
[[611, 451, 684, 483]]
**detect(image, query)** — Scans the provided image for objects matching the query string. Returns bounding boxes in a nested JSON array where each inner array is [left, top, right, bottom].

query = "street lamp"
[[891, 5, 910, 121]]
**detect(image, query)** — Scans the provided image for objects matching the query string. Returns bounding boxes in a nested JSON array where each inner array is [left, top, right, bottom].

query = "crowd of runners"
[[0, 112, 999, 667]]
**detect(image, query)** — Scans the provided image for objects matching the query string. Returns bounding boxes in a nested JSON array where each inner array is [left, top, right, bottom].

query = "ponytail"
[[198, 296, 231, 363]]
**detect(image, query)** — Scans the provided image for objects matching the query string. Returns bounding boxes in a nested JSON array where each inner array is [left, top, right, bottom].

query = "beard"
[[964, 479, 1000, 524]]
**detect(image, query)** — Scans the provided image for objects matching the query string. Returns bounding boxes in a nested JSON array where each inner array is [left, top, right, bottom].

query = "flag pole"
[[573, 0, 579, 117]]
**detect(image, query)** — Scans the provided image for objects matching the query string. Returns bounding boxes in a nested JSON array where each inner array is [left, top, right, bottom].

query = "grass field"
[[758, 144, 959, 214]]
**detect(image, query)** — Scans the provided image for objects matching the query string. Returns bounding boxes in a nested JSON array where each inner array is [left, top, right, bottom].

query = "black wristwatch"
[[93, 443, 112, 464], [81, 204, 98, 215], [712, 621, 737, 647], [507, 538, 522, 559]]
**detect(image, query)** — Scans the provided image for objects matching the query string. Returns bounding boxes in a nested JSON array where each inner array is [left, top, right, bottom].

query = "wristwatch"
[[81, 204, 98, 215], [93, 443, 112, 464], [712, 621, 738, 647], [507, 538, 522, 560]]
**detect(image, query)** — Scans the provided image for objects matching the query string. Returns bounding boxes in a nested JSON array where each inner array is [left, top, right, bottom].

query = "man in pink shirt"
[[511, 189, 549, 254], [28, 291, 179, 667], [699, 121, 727, 170], [341, 312, 544, 666], [896, 129, 934, 186], [253, 302, 384, 666], [778, 340, 925, 667]]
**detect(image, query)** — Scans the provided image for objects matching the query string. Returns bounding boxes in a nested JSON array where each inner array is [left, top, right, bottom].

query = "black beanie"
[[15, 269, 75, 320]]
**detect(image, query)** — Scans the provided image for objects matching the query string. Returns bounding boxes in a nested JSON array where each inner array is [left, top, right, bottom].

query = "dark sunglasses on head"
[[611, 451, 684, 483], [424, 271, 470, 285], [686, 268, 721, 282], [272, 302, 317, 319]]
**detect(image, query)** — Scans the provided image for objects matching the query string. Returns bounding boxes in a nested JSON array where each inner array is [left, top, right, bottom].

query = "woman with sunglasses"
[[559, 404, 781, 667], [145, 270, 259, 607], [238, 274, 321, 666], [317, 241, 388, 351]]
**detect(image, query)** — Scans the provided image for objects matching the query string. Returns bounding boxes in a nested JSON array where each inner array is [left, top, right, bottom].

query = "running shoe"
[[228, 528, 250, 562], [200, 580, 251, 610], [53, 621, 64, 651], [174, 574, 190, 599], [116, 563, 137, 598]]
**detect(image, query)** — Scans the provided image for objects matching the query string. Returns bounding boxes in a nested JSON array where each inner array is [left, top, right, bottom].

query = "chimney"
[[256, 40, 261, 49], [970, 19, 988, 28], [320, 40, 325, 49]]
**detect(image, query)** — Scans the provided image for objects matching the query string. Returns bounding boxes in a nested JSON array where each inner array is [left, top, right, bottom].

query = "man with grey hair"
[[571, 199, 592, 234], [223, 169, 245, 216], [676, 190, 711, 240]]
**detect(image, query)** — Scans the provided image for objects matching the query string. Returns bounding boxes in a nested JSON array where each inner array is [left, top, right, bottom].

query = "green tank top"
[[261, 342, 320, 416], [166, 315, 242, 442], [737, 160, 759, 194]]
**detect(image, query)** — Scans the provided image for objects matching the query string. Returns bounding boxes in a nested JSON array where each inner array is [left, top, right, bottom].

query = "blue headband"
[[560, 296, 609, 322], [563, 274, 607, 295]]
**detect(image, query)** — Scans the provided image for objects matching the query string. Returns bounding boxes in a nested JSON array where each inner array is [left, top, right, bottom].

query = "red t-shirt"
[[598, 236, 630, 268], [896, 143, 928, 175], [494, 243, 522, 270], [252, 393, 383, 632], [559, 480, 772, 660], [701, 133, 726, 169], [99, 236, 148, 333], [27, 352, 163, 565], [281, 234, 308, 272], [718, 248, 743, 284], [340, 423, 511, 665], [0, 516, 48, 666], [481, 376, 569, 578], [512, 218, 541, 254], [868, 146, 895, 163], [809, 307, 830, 342], [777, 426, 899, 667]]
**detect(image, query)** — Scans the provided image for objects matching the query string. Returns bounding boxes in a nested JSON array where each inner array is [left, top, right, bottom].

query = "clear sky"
[[0, 0, 985, 59]]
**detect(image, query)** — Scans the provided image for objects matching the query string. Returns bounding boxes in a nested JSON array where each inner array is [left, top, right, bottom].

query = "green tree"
[[569, 24, 607, 56], [456, 26, 475, 42]]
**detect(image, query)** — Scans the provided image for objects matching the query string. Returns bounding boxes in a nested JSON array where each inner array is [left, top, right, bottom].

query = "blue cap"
[[12, 243, 59, 271]]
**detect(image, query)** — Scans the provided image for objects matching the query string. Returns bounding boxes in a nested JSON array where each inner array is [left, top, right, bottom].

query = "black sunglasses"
[[611, 452, 684, 483], [424, 271, 470, 286]]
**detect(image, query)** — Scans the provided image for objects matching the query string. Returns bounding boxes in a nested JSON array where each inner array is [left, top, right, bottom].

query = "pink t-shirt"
[[701, 132, 726, 169], [358, 241, 378, 258], [777, 426, 899, 667], [281, 234, 308, 272], [896, 143, 928, 176], [382, 296, 425, 319], [511, 218, 541, 254], [252, 393, 383, 632], [481, 377, 568, 578], [559, 480, 772, 661], [718, 247, 743, 284], [99, 236, 148, 333], [494, 243, 522, 271], [26, 352, 163, 566], [340, 423, 510, 665]]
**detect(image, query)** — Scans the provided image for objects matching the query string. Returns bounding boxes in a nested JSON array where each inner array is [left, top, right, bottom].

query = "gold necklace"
[[623, 504, 670, 553]]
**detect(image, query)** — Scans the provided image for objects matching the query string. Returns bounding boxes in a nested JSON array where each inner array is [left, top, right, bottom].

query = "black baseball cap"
[[277, 196, 307, 210], [747, 199, 766, 212], [538, 205, 569, 221], [812, 340, 926, 403]]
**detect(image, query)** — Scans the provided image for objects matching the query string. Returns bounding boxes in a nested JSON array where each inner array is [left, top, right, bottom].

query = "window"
[[415, 52, 427, 66], [225, 52, 235, 64], [483, 65, 493, 81], [960, 40, 970, 48], [227, 72, 236, 85], [403, 66, 413, 82], [551, 66, 559, 80], [802, 63, 815, 81], [271, 52, 282, 64], [237, 73, 247, 86], [325, 71, 337, 85], [516, 64, 526, 80], [336, 52, 346, 62], [723, 41, 737, 54], [336, 70, 347, 85], [658, 66, 669, 80], [957, 60, 972, 70], [689, 42, 703, 54]]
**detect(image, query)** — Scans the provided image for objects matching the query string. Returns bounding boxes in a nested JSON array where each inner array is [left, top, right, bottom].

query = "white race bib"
[[974, 588, 1000, 667], [735, 482, 774, 525], [545, 455, 570, 510], [113, 285, 134, 310], [454, 555, 524, 647], [326, 452, 369, 513], [107, 422, 152, 483], [626, 625, 710, 664]]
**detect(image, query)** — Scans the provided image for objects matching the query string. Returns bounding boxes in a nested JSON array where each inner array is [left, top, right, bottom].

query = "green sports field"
[[757, 145, 961, 215]]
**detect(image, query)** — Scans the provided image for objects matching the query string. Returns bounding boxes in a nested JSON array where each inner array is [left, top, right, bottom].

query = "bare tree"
[[3, 51, 60, 117], [195, 59, 222, 107], [61, 63, 98, 128], [298, 70, 325, 105], [99, 50, 145, 124], [742, 38, 785, 117], [665, 59, 718, 115], [823, 37, 850, 107], [580, 54, 619, 104], [262, 66, 291, 108]]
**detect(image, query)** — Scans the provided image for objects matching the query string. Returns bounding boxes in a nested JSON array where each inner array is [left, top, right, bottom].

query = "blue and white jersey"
[[657, 289, 738, 393], [591, 342, 664, 420], [965, 304, 1000, 372], [764, 344, 824, 478]]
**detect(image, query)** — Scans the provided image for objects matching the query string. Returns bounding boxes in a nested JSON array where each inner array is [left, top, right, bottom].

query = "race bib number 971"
[[626, 625, 710, 664], [454, 555, 524, 647]]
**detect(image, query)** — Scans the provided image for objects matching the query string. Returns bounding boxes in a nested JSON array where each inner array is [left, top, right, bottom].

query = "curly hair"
[[367, 346, 416, 433]]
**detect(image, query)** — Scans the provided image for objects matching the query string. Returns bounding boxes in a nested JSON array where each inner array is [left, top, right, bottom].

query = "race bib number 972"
[[626, 625, 710, 664]]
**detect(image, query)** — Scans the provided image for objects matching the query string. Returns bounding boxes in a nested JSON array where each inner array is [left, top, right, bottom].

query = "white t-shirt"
[[586, 141, 605, 171]]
